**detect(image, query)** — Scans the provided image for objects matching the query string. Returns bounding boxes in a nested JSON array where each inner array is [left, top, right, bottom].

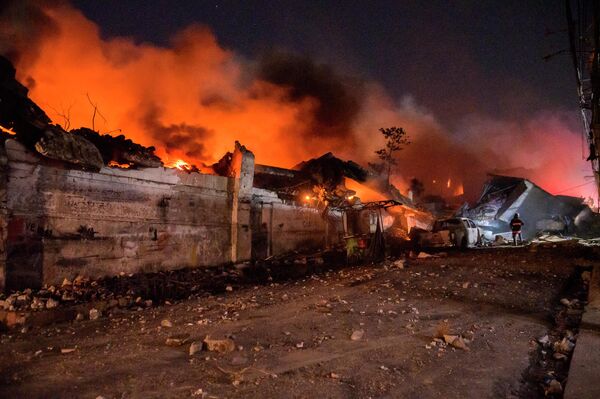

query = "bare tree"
[[86, 93, 107, 132], [48, 103, 73, 131], [375, 127, 410, 187]]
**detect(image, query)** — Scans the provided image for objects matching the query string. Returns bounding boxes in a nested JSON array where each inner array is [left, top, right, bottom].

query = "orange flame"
[[0, 124, 16, 135], [168, 159, 191, 170]]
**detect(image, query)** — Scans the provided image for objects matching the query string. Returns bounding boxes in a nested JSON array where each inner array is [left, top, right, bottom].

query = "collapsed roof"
[[460, 174, 595, 239]]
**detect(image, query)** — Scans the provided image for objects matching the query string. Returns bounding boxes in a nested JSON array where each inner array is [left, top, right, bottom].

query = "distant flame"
[[0, 124, 16, 135], [447, 178, 451, 188], [454, 183, 464, 196]]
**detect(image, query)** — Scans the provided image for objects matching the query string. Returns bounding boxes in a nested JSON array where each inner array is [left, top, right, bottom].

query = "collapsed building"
[[459, 174, 598, 240]]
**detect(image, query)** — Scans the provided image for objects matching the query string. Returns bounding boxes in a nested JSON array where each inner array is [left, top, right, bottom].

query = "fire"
[[108, 161, 131, 169], [0, 124, 16, 135], [345, 178, 386, 202], [169, 159, 191, 170], [454, 183, 464, 196], [447, 178, 451, 188]]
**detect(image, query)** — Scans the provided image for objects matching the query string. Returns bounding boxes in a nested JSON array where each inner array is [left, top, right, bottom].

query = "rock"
[[161, 319, 173, 328], [118, 297, 129, 308], [537, 335, 550, 347], [166, 335, 188, 347], [393, 259, 405, 269], [295, 342, 304, 349], [417, 252, 435, 259], [189, 341, 202, 356], [0, 299, 8, 310], [144, 300, 153, 307], [329, 372, 340, 379], [61, 292, 75, 301], [350, 329, 365, 341], [73, 275, 85, 286], [61, 348, 76, 354], [46, 298, 59, 309], [225, 285, 233, 292], [443, 335, 469, 350], [89, 308, 101, 320], [75, 312, 84, 321], [61, 278, 72, 287], [554, 337, 575, 354], [545, 379, 562, 395], [560, 298, 572, 307], [203, 336, 235, 353], [108, 299, 119, 308], [462, 282, 470, 289], [30, 297, 44, 310]]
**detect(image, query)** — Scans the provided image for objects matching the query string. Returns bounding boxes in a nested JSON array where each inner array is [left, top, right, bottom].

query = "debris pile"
[[460, 174, 599, 240], [0, 55, 163, 171]]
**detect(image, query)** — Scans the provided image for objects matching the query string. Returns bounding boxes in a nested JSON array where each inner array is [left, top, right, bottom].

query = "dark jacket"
[[510, 217, 524, 232]]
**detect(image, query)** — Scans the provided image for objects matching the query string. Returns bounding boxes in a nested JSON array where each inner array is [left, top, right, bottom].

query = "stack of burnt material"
[[0, 56, 162, 171]]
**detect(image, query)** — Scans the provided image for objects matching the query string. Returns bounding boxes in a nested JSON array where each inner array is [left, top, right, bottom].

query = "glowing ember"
[[0, 124, 16, 135], [108, 161, 131, 169]]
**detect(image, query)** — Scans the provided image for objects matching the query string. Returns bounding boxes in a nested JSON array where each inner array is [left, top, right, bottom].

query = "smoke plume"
[[0, 1, 593, 201]]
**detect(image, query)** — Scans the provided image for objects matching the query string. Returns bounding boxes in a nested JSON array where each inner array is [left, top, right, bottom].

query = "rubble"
[[443, 334, 469, 351], [89, 309, 101, 320], [34, 125, 104, 171], [460, 174, 600, 240], [165, 335, 188, 347], [189, 341, 202, 356], [350, 329, 365, 341], [203, 336, 235, 353]]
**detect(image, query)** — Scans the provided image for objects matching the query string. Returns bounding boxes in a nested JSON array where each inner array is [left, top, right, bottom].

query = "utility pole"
[[566, 0, 600, 207]]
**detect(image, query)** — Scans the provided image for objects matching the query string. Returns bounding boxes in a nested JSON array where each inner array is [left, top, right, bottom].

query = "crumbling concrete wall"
[[4, 139, 234, 289], [1, 138, 335, 291]]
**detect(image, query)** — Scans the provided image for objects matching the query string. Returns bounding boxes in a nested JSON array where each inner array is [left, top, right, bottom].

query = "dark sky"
[[73, 0, 575, 128]]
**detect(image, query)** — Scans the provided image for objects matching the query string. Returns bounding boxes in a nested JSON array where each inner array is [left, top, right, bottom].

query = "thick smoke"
[[0, 1, 593, 201], [258, 52, 363, 142]]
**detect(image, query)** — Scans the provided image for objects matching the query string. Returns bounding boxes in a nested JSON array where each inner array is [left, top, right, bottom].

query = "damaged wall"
[[3, 138, 235, 290], [0, 139, 335, 291]]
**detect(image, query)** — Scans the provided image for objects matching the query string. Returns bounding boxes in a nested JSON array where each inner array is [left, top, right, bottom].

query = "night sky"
[[73, 0, 576, 128]]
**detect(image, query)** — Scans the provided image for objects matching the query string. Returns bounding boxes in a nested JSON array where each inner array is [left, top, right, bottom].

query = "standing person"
[[510, 213, 524, 246]]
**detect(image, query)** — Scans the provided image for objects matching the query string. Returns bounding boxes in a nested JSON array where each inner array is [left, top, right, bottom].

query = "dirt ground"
[[0, 244, 595, 399]]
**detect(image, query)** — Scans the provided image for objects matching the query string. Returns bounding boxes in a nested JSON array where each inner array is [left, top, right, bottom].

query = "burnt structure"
[[460, 174, 595, 240]]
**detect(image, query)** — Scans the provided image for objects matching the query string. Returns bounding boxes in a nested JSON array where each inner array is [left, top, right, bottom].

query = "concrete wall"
[[251, 189, 338, 259], [0, 139, 337, 291], [3, 139, 234, 289]]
